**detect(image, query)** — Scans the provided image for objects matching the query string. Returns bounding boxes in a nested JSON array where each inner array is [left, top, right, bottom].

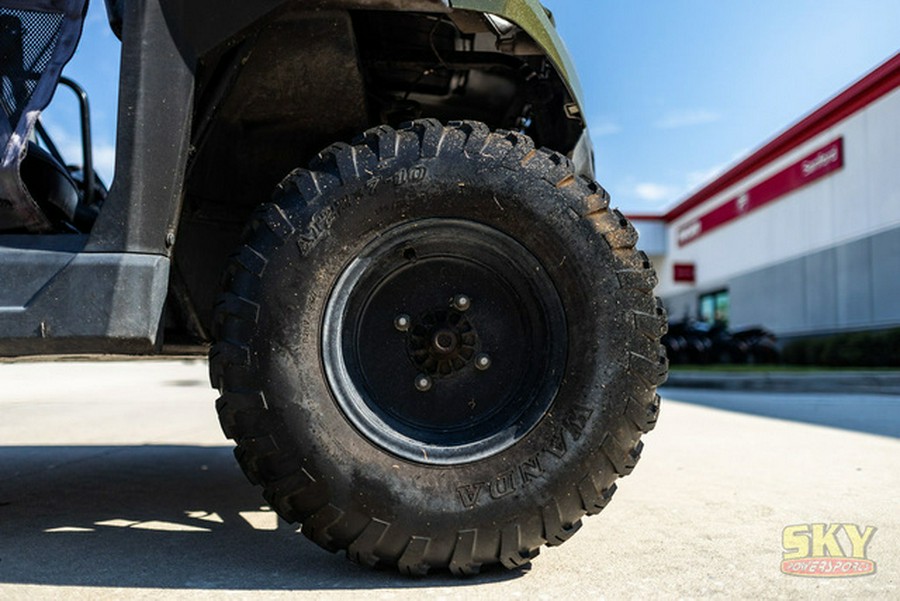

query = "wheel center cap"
[[432, 329, 459, 354]]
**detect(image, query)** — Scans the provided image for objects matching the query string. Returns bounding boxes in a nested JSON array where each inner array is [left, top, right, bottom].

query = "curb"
[[662, 371, 900, 395]]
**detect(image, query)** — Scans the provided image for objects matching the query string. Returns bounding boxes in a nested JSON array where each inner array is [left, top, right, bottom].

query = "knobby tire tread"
[[209, 119, 668, 575]]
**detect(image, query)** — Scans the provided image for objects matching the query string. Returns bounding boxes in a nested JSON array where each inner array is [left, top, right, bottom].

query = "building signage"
[[673, 263, 696, 283], [677, 138, 844, 246]]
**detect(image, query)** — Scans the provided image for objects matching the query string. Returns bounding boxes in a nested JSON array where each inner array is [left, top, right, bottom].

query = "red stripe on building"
[[676, 138, 843, 246]]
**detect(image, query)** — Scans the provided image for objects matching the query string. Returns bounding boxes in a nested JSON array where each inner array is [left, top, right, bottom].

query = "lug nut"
[[475, 353, 492, 371], [394, 314, 411, 332], [452, 294, 471, 312], [414, 374, 433, 392]]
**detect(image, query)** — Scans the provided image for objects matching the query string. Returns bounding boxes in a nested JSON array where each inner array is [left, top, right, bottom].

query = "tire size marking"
[[455, 403, 595, 509], [296, 167, 428, 256], [364, 166, 427, 195]]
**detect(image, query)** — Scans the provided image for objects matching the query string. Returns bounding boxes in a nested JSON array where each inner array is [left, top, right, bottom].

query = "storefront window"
[[699, 290, 729, 325]]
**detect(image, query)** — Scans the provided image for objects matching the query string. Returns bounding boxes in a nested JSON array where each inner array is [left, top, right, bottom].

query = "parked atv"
[[0, 0, 667, 574]]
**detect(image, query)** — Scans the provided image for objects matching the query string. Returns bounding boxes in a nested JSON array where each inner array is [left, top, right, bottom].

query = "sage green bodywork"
[[451, 0, 586, 112]]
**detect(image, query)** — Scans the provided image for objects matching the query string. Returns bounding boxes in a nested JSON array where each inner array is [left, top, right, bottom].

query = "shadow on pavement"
[[659, 387, 900, 438], [0, 445, 524, 590]]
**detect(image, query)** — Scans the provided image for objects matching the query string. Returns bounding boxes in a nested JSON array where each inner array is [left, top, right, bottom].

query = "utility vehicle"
[[0, 0, 667, 574]]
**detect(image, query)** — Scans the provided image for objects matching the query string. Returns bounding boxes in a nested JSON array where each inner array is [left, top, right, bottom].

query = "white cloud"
[[623, 156, 735, 211], [91, 143, 116, 183], [682, 148, 751, 193], [686, 163, 727, 189], [589, 121, 622, 138], [654, 109, 721, 129], [632, 182, 680, 204]]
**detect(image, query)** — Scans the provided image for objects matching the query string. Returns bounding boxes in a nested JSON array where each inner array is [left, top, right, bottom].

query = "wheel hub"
[[322, 218, 567, 464], [408, 307, 478, 378]]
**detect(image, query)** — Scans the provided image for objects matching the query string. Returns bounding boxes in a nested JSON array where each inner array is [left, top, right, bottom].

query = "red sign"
[[677, 138, 844, 246], [673, 263, 696, 283]]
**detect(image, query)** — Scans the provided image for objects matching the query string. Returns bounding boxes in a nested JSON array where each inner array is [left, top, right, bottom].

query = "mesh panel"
[[0, 7, 64, 127]]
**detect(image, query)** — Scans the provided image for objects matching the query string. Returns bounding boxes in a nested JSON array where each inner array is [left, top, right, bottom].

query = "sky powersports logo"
[[781, 523, 877, 577]]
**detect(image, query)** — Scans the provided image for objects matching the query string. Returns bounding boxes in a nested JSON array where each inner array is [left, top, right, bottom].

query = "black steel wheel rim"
[[322, 219, 567, 464]]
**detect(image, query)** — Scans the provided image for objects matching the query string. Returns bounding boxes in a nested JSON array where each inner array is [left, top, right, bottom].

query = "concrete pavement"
[[665, 369, 900, 395], [1, 360, 897, 599], [658, 385, 900, 437]]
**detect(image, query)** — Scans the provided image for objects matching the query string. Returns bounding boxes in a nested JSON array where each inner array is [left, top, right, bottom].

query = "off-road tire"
[[209, 119, 667, 575]]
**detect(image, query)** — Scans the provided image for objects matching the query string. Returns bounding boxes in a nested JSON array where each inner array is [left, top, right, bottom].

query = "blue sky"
[[545, 0, 900, 213], [47, 1, 900, 213]]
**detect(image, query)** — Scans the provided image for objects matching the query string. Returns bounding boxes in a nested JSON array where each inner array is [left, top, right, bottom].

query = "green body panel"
[[450, 0, 585, 111]]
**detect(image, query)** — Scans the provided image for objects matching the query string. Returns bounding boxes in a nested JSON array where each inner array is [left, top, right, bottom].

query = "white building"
[[631, 52, 900, 339]]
